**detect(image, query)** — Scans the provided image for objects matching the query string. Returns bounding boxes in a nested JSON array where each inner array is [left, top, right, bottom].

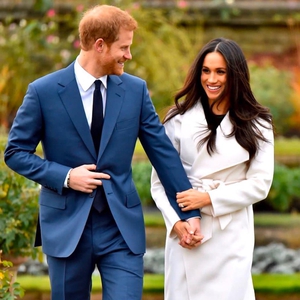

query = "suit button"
[[89, 193, 94, 197]]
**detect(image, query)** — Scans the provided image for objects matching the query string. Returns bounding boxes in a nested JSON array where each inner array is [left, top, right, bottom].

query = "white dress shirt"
[[64, 58, 108, 187], [74, 57, 107, 127]]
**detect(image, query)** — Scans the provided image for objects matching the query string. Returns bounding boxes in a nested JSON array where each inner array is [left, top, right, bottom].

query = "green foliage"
[[0, 252, 25, 299], [125, 5, 202, 112], [275, 137, 300, 156], [0, 9, 79, 128], [0, 2, 202, 128], [132, 159, 300, 213], [267, 164, 300, 212], [0, 143, 40, 258], [249, 62, 294, 136], [132, 161, 152, 206]]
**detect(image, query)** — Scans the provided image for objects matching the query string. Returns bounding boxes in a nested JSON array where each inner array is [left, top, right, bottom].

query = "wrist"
[[66, 169, 73, 188]]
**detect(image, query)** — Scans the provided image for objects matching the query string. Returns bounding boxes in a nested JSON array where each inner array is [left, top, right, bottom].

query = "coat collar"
[[181, 103, 249, 178]]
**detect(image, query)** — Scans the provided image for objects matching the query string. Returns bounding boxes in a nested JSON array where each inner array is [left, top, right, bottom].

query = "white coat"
[[151, 102, 274, 300]]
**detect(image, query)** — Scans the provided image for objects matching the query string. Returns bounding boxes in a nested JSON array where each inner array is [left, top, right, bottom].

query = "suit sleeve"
[[4, 83, 70, 194], [150, 116, 193, 235], [138, 81, 200, 220]]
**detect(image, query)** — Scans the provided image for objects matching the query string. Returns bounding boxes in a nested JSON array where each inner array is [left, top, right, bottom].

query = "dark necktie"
[[91, 80, 103, 154], [91, 80, 106, 212]]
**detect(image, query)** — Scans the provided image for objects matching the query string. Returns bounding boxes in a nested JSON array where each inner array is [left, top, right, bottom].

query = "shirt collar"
[[74, 57, 107, 91]]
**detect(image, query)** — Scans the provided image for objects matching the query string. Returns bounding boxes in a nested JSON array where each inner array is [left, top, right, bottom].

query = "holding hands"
[[172, 218, 203, 250], [172, 188, 212, 249]]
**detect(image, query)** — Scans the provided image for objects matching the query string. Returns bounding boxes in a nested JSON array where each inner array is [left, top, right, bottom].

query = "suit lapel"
[[98, 75, 124, 159], [57, 63, 97, 159]]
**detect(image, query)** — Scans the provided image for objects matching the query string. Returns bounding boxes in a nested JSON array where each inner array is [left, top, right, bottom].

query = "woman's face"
[[201, 51, 229, 109]]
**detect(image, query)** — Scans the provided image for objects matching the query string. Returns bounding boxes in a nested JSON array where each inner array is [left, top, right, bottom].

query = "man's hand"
[[172, 220, 203, 250], [68, 164, 110, 193]]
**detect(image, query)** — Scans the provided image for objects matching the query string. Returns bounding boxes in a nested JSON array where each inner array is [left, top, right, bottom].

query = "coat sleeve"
[[208, 123, 274, 216]]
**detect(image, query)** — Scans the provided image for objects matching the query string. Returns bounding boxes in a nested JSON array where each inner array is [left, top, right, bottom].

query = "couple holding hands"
[[5, 4, 274, 300]]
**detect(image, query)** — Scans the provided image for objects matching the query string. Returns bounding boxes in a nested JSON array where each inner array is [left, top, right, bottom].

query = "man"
[[4, 5, 201, 300]]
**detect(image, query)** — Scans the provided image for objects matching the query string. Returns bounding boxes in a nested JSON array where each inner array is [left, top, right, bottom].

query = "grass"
[[17, 273, 300, 295], [143, 210, 164, 227], [144, 211, 300, 228], [253, 274, 300, 294], [254, 213, 300, 228], [17, 274, 165, 294], [135, 137, 300, 158], [274, 137, 300, 156]]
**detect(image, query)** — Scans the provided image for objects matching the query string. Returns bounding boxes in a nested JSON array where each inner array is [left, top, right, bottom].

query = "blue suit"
[[5, 62, 200, 299]]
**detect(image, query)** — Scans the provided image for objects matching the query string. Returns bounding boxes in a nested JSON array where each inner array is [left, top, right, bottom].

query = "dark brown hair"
[[164, 37, 274, 162]]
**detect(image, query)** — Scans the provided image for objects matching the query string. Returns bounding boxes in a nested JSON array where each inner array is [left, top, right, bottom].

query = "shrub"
[[0, 142, 40, 258], [132, 161, 152, 206], [0, 251, 24, 299], [249, 62, 294, 136], [132, 160, 300, 213], [267, 164, 300, 212]]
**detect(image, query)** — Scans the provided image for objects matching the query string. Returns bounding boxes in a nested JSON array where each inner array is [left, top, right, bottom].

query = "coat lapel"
[[57, 63, 97, 159], [98, 75, 125, 159], [185, 104, 249, 178]]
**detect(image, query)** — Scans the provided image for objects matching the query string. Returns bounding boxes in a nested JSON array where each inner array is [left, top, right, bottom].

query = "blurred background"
[[0, 1, 299, 299]]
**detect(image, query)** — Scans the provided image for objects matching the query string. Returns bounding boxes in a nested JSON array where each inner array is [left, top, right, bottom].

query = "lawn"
[[17, 274, 164, 293], [17, 273, 300, 294], [254, 213, 300, 228], [134, 137, 300, 160], [145, 211, 300, 228]]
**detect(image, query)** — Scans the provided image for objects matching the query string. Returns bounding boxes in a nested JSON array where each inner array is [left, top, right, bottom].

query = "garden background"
[[0, 0, 300, 299]]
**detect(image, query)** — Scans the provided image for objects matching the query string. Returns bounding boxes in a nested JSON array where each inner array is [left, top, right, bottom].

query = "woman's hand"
[[172, 220, 203, 249], [177, 189, 211, 211]]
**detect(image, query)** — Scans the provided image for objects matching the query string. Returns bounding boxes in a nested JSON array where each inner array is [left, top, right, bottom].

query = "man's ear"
[[94, 38, 104, 52]]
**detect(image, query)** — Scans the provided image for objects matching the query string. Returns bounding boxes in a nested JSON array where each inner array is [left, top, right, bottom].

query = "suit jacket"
[[4, 62, 200, 258], [151, 101, 274, 300]]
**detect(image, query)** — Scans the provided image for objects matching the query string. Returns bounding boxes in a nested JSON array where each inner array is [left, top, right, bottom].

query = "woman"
[[151, 37, 274, 300]]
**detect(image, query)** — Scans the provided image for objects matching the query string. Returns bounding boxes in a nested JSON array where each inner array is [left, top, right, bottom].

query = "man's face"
[[101, 27, 133, 76]]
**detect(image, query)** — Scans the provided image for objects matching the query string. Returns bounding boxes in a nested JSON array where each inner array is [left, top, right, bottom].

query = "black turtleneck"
[[202, 99, 226, 131]]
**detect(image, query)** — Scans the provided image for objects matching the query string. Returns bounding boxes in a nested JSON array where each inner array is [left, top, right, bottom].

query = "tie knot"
[[94, 80, 101, 90]]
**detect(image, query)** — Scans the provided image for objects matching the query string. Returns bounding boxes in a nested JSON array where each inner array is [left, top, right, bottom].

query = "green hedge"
[[132, 161, 153, 206], [132, 160, 300, 213]]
